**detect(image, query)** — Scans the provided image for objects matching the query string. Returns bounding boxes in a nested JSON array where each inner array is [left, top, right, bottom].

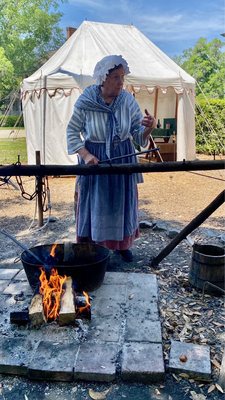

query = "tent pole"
[[35, 151, 44, 227], [153, 88, 159, 118], [42, 75, 47, 164]]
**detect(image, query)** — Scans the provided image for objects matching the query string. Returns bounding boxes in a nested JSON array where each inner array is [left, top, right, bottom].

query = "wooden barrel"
[[189, 244, 225, 295]]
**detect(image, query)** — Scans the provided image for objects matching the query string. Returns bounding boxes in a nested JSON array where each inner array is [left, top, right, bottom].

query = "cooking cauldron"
[[21, 243, 110, 292]]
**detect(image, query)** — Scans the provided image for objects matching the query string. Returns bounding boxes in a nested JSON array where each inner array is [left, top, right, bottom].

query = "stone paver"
[[0, 269, 20, 280], [75, 341, 118, 382], [0, 271, 165, 383], [28, 341, 79, 382], [3, 280, 33, 295], [0, 337, 33, 376], [14, 269, 27, 281], [0, 280, 11, 292], [87, 316, 123, 342], [121, 342, 165, 383], [168, 340, 211, 381], [125, 317, 162, 343]]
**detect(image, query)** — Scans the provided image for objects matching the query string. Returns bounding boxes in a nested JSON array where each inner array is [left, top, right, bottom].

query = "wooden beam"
[[0, 160, 224, 177]]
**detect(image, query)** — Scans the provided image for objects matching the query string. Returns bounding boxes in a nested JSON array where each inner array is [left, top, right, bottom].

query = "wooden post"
[[153, 88, 159, 118], [35, 151, 43, 227]]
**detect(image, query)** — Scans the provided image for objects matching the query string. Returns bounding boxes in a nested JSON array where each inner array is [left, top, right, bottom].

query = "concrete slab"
[[127, 273, 158, 299], [3, 281, 33, 295], [87, 315, 122, 342], [121, 342, 165, 383], [0, 337, 33, 376], [168, 340, 211, 381], [75, 341, 118, 382], [0, 269, 20, 280], [102, 272, 129, 285], [125, 317, 162, 343], [14, 269, 27, 281], [28, 341, 79, 381], [91, 283, 127, 302], [0, 280, 10, 292]]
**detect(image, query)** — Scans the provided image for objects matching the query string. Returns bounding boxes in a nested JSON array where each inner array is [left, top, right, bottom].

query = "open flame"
[[76, 291, 91, 318], [39, 267, 67, 321], [38, 243, 91, 322]]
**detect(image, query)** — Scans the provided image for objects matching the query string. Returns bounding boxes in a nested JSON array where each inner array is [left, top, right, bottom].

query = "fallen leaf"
[[207, 384, 215, 393], [190, 390, 206, 400], [215, 383, 224, 394], [179, 373, 189, 379], [88, 388, 111, 400], [211, 359, 221, 369], [172, 373, 180, 382]]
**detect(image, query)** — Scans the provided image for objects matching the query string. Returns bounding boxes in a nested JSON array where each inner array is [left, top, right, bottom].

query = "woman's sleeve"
[[129, 97, 148, 148], [67, 106, 86, 155]]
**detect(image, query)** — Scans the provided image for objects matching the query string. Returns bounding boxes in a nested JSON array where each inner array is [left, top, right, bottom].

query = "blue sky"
[[58, 0, 225, 57]]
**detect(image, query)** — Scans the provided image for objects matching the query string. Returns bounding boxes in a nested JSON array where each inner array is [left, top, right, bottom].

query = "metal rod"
[[0, 160, 224, 177], [0, 229, 45, 265], [202, 281, 225, 300], [99, 148, 159, 164], [150, 189, 225, 267]]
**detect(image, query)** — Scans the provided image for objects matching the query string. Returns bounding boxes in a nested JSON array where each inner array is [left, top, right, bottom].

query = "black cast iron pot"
[[20, 242, 110, 292]]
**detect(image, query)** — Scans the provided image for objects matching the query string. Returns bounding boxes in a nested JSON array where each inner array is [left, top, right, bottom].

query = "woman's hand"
[[78, 148, 99, 165], [142, 109, 156, 130]]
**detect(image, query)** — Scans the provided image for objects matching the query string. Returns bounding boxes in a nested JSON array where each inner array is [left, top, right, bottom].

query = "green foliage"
[[174, 38, 225, 98], [0, 47, 15, 99], [0, 115, 24, 127], [0, 138, 27, 164], [195, 98, 225, 154], [0, 0, 66, 95]]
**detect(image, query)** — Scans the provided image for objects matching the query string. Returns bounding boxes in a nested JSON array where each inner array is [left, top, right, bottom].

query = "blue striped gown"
[[67, 85, 148, 248]]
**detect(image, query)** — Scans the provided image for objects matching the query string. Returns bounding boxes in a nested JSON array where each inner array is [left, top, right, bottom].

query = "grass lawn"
[[0, 137, 27, 165]]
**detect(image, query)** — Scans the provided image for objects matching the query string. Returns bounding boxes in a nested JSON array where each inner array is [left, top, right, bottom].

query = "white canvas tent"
[[21, 20, 196, 165]]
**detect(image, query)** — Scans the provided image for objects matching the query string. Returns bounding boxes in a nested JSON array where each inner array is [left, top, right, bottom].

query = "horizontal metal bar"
[[99, 148, 159, 164], [0, 160, 224, 177]]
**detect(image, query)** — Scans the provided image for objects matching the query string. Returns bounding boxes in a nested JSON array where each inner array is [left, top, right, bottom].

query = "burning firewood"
[[58, 276, 75, 326], [75, 292, 91, 320], [29, 294, 46, 326]]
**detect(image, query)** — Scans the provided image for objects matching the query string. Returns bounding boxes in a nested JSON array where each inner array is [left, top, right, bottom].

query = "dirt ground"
[[0, 154, 224, 399]]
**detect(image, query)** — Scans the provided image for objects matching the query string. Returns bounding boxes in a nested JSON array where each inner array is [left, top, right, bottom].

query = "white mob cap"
[[93, 55, 130, 85]]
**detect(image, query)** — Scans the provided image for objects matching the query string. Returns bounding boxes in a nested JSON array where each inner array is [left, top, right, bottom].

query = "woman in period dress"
[[67, 55, 156, 262]]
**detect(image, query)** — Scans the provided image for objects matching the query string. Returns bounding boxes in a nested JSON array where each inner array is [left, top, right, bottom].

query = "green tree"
[[0, 0, 66, 94], [174, 38, 225, 98], [0, 47, 15, 99]]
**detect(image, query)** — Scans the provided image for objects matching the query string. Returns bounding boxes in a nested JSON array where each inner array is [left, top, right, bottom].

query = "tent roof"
[[22, 21, 195, 92]]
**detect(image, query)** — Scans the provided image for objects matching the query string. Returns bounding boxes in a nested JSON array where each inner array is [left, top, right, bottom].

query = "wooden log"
[[75, 294, 91, 320], [10, 310, 30, 325], [29, 294, 46, 326], [58, 277, 75, 326]]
